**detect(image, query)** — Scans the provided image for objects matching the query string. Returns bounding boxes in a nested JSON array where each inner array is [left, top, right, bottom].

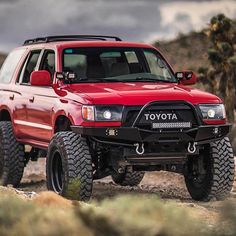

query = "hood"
[[65, 82, 221, 105]]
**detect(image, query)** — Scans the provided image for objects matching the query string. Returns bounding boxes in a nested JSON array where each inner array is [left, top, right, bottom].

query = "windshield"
[[62, 47, 177, 83]]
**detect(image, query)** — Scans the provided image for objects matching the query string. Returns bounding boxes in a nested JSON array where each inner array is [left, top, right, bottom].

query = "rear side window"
[[0, 48, 26, 84], [21, 51, 41, 84]]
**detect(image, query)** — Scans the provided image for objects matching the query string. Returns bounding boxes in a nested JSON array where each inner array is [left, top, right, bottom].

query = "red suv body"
[[0, 35, 234, 201]]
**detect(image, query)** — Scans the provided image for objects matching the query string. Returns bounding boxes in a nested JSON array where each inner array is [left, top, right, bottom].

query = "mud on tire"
[[112, 169, 144, 186], [46, 132, 93, 201], [0, 121, 25, 187], [184, 137, 235, 201]]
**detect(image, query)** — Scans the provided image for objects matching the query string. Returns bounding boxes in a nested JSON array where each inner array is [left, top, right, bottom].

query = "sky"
[[0, 0, 235, 52]]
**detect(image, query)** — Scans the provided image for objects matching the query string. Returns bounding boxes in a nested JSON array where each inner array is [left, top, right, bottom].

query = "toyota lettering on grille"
[[144, 113, 178, 121], [141, 111, 192, 129]]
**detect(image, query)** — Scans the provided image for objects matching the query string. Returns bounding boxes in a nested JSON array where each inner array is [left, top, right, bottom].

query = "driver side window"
[[40, 50, 55, 80], [144, 50, 172, 80]]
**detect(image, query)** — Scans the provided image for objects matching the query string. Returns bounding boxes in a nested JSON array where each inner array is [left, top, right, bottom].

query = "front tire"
[[46, 132, 93, 201], [184, 137, 235, 201], [0, 121, 25, 187]]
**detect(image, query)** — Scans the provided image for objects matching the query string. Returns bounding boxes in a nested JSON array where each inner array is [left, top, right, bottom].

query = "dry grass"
[[0, 186, 236, 236], [33, 191, 73, 208], [0, 188, 92, 236], [2, 187, 236, 236]]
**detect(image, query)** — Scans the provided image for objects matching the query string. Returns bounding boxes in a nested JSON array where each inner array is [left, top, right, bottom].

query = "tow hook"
[[187, 142, 197, 154], [134, 143, 145, 155]]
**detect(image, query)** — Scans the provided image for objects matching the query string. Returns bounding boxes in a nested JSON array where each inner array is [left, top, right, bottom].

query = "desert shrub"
[[0, 190, 90, 236], [1, 190, 236, 236], [199, 14, 236, 122], [76, 195, 209, 236]]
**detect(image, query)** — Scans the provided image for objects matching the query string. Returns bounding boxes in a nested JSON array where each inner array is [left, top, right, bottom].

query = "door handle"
[[29, 96, 34, 102], [9, 94, 14, 100]]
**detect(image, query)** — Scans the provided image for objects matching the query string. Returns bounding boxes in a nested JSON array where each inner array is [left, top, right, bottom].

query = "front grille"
[[122, 103, 199, 129]]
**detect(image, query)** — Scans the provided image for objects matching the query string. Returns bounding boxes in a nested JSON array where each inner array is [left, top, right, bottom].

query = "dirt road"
[[20, 159, 236, 200], [21, 159, 189, 197]]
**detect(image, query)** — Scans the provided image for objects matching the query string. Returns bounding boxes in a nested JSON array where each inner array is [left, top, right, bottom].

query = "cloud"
[[157, 1, 236, 39], [0, 0, 235, 52]]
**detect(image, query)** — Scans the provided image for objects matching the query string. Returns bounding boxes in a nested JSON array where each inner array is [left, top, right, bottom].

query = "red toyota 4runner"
[[0, 35, 234, 201]]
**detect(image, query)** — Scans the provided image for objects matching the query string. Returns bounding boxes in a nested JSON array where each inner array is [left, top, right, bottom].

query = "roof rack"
[[23, 35, 122, 45]]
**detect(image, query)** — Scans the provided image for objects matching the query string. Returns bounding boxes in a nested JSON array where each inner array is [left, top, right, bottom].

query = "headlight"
[[82, 105, 123, 121], [199, 104, 226, 120]]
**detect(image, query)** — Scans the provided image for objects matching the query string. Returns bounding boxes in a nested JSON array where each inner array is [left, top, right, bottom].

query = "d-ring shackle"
[[134, 143, 145, 155], [187, 142, 197, 154]]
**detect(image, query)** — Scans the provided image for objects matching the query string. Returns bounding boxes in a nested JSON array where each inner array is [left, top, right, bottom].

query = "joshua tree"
[[198, 14, 236, 122]]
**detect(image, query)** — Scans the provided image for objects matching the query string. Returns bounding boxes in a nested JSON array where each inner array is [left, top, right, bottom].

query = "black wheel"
[[0, 121, 25, 187], [112, 168, 144, 186], [184, 137, 235, 201], [46, 132, 93, 201]]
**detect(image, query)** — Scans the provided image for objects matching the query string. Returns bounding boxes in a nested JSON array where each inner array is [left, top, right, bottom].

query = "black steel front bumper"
[[71, 124, 231, 145]]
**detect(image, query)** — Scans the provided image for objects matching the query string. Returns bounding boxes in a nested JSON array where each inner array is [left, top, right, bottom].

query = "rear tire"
[[184, 137, 235, 201], [0, 121, 25, 187], [46, 132, 93, 201], [112, 169, 144, 186]]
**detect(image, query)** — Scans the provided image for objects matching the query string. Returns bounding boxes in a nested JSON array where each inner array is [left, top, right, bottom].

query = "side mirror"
[[30, 70, 52, 86], [176, 71, 197, 85]]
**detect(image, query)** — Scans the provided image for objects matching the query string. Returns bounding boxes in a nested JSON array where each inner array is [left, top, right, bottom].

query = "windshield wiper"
[[127, 77, 174, 83], [70, 77, 174, 83], [91, 78, 126, 82], [68, 77, 108, 83]]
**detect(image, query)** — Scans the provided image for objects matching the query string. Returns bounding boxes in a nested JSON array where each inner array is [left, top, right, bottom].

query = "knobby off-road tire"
[[184, 137, 235, 201], [46, 132, 93, 201], [0, 121, 25, 187], [112, 169, 145, 186]]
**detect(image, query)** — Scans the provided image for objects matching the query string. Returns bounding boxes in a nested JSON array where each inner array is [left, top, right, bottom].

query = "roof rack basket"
[[23, 35, 122, 45]]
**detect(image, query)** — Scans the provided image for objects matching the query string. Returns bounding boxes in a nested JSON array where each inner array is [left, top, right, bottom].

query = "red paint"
[[0, 40, 226, 149], [66, 82, 221, 105], [203, 119, 226, 125]]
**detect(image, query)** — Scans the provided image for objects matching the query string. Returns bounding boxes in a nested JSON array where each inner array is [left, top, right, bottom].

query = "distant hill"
[[154, 31, 210, 72]]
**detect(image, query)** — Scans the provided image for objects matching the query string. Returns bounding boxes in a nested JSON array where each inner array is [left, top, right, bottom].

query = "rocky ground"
[[15, 158, 236, 227]]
